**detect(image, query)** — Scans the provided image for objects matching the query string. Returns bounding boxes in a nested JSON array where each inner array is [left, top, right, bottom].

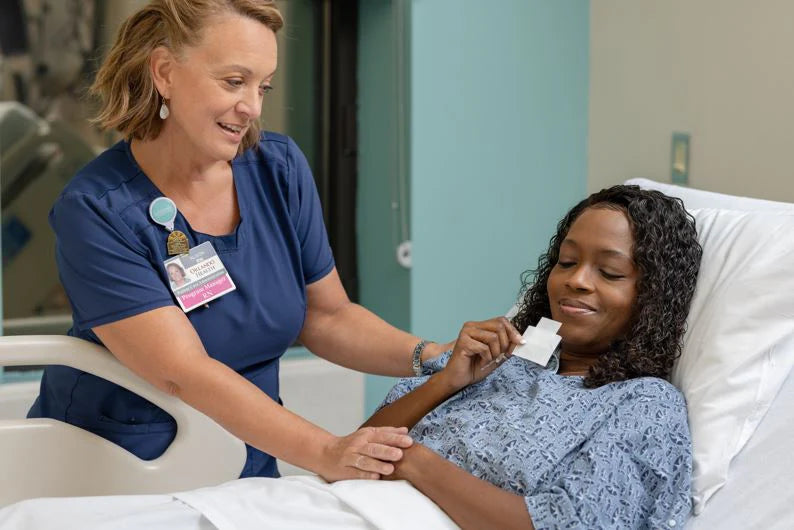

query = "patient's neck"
[[558, 350, 598, 376]]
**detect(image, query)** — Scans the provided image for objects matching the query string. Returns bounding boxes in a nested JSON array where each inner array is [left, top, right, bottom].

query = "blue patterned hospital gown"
[[381, 351, 692, 529]]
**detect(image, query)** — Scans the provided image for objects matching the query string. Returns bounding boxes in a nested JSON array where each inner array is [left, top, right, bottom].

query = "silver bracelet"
[[412, 339, 432, 376]]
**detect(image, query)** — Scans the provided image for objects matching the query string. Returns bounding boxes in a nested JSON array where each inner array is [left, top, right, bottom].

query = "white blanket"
[[0, 476, 458, 530]]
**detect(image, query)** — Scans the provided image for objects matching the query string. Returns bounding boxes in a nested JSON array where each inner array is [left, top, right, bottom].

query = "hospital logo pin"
[[167, 230, 190, 255]]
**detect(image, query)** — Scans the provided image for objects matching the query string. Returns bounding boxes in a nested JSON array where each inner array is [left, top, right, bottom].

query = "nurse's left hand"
[[319, 426, 414, 482]]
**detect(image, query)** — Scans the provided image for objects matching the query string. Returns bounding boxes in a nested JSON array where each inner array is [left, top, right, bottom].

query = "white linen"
[[624, 178, 794, 213], [686, 362, 794, 529], [673, 208, 794, 512], [625, 179, 794, 513], [0, 476, 458, 530], [174, 475, 458, 530], [0, 494, 213, 530]]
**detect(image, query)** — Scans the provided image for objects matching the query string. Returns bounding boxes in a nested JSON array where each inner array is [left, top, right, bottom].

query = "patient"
[[364, 185, 702, 529]]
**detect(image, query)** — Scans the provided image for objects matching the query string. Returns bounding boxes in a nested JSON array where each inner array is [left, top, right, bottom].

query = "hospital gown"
[[381, 351, 692, 530]]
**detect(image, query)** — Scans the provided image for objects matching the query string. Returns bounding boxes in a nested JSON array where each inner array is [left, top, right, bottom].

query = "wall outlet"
[[671, 132, 690, 185]]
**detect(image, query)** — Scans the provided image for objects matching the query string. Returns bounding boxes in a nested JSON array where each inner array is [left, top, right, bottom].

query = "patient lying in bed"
[[0, 185, 701, 529], [362, 185, 702, 529]]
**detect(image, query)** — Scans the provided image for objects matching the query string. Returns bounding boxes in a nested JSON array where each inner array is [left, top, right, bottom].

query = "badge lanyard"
[[149, 197, 190, 255]]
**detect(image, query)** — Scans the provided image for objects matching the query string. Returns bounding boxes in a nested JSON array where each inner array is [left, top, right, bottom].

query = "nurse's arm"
[[92, 306, 412, 481], [299, 268, 450, 376]]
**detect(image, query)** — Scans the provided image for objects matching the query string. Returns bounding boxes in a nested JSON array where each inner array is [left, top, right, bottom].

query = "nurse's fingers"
[[365, 427, 414, 450], [362, 441, 404, 461], [348, 453, 394, 476], [374, 426, 409, 435]]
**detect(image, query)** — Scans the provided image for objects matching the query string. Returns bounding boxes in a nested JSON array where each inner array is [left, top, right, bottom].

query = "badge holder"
[[150, 197, 236, 312], [149, 197, 190, 255]]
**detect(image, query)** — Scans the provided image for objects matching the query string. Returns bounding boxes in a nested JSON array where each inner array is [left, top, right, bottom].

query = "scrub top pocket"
[[66, 411, 177, 461]]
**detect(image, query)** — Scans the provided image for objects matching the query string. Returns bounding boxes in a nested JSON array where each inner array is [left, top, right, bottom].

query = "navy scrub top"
[[28, 132, 335, 478]]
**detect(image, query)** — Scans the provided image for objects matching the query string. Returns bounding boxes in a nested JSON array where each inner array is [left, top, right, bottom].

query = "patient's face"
[[547, 207, 638, 357]]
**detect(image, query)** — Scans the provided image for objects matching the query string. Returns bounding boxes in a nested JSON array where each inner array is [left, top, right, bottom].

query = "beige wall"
[[589, 0, 794, 202]]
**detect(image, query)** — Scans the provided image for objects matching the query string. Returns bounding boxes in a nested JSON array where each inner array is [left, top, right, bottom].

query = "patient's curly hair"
[[512, 185, 702, 388]]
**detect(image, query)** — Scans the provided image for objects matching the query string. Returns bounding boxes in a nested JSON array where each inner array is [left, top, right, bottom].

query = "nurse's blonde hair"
[[90, 0, 283, 153]]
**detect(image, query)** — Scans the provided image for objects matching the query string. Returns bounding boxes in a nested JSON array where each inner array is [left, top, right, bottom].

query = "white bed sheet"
[[0, 494, 213, 530], [0, 475, 458, 530]]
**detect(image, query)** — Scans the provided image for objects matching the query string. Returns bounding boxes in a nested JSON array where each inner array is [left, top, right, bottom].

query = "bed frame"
[[0, 335, 245, 507]]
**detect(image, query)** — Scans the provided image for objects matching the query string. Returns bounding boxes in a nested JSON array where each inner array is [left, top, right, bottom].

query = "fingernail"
[[520, 339, 527, 344]]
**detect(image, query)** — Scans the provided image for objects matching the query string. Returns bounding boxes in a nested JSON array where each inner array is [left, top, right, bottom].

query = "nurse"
[[28, 0, 521, 480]]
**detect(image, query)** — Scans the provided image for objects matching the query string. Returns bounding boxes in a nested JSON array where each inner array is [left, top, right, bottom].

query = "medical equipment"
[[0, 102, 95, 321], [0, 180, 793, 529]]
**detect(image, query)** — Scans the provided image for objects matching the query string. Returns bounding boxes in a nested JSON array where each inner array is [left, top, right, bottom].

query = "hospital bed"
[[0, 179, 793, 529]]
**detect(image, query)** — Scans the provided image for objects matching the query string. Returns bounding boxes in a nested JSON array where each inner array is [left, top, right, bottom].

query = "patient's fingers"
[[486, 317, 523, 349], [458, 318, 524, 361], [460, 333, 493, 362]]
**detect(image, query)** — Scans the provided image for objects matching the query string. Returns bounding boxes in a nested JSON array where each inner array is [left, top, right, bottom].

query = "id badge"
[[163, 241, 236, 312]]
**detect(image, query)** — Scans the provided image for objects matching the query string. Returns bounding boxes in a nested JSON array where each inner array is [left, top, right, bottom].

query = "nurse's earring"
[[159, 97, 170, 120]]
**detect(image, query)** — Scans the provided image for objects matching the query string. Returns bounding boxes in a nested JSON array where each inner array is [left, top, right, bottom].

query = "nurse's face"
[[547, 207, 639, 357], [155, 14, 278, 163]]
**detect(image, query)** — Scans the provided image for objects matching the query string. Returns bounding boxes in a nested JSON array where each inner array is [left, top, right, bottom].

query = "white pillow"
[[625, 178, 794, 213], [675, 208, 794, 513], [625, 180, 794, 513]]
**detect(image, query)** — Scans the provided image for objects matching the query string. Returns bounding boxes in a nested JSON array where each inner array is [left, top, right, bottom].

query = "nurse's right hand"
[[319, 426, 414, 482]]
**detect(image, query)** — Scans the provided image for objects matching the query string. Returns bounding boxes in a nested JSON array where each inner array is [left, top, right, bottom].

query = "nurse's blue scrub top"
[[28, 132, 335, 478]]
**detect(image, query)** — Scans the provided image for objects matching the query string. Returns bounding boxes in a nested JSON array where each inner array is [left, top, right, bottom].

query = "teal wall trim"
[[358, 0, 411, 415], [409, 0, 589, 343]]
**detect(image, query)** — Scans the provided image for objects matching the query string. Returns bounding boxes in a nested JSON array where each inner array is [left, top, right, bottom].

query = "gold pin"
[[167, 230, 190, 255]]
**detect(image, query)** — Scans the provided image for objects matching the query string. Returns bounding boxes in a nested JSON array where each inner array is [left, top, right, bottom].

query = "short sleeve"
[[286, 137, 335, 284], [377, 350, 454, 410], [523, 389, 693, 529], [50, 192, 173, 330]]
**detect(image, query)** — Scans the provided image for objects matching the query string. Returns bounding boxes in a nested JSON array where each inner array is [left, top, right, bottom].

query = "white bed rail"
[[0, 335, 246, 507]]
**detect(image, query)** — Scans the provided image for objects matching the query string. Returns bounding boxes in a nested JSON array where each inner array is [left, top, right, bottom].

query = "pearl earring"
[[159, 99, 170, 120]]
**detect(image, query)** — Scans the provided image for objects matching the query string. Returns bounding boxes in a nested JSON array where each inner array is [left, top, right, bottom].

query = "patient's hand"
[[440, 317, 523, 391], [318, 426, 413, 482], [381, 443, 433, 482]]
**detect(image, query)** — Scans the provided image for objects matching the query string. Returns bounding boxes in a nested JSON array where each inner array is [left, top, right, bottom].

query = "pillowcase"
[[675, 208, 794, 513], [625, 179, 794, 513], [625, 178, 794, 213]]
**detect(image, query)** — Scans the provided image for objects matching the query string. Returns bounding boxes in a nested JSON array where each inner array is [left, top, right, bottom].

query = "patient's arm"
[[362, 317, 523, 431], [389, 382, 693, 530], [394, 444, 534, 530], [362, 371, 458, 430]]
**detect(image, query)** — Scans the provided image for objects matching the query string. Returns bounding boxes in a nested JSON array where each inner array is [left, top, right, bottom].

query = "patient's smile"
[[558, 299, 596, 315]]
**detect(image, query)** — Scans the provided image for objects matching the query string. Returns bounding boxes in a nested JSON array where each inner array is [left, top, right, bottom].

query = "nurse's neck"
[[130, 135, 231, 197]]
